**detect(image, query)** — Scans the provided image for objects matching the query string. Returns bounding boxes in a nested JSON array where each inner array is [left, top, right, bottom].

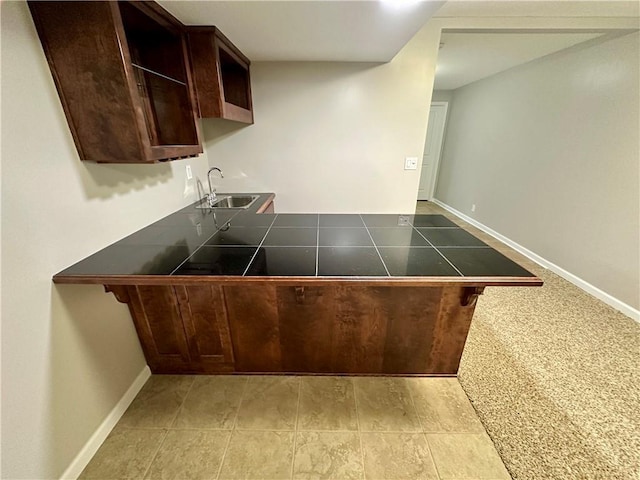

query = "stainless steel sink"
[[197, 194, 260, 209]]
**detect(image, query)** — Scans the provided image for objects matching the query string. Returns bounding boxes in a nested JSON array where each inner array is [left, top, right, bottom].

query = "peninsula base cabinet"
[[107, 283, 484, 376]]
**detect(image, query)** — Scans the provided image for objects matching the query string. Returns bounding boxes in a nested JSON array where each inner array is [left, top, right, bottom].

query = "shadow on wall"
[[79, 161, 173, 200], [201, 117, 248, 147], [47, 283, 146, 477], [41, 88, 175, 200]]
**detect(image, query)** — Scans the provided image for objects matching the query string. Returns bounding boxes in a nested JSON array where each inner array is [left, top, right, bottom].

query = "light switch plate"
[[404, 157, 418, 170], [186, 165, 193, 180]]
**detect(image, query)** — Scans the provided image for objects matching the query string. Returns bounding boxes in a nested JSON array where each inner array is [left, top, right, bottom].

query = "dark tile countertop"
[[53, 193, 541, 285]]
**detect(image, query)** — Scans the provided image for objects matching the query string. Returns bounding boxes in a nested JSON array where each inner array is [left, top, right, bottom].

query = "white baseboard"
[[60, 365, 152, 480], [431, 198, 640, 323]]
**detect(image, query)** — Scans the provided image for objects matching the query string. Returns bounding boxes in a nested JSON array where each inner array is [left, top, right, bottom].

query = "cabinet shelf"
[[132, 63, 186, 86]]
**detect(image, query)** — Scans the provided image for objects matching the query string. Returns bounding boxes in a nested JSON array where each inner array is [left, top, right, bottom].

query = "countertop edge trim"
[[52, 275, 543, 287], [254, 193, 276, 213]]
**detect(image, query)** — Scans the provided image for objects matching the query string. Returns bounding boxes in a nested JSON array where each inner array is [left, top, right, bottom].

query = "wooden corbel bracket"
[[104, 285, 130, 304], [461, 286, 485, 307]]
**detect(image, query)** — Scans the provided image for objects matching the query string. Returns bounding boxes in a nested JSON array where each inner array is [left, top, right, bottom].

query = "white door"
[[418, 102, 448, 200]]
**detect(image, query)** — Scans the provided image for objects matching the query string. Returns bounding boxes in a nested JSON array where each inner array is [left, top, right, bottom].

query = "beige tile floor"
[[80, 375, 511, 480]]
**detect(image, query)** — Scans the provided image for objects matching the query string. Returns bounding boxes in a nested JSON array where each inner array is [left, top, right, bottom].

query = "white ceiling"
[[434, 31, 604, 90], [157, 0, 638, 86], [158, 0, 445, 62], [433, 1, 638, 90], [434, 1, 640, 18]]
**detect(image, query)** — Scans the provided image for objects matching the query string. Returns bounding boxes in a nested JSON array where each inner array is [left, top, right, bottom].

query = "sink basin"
[[197, 194, 260, 209]]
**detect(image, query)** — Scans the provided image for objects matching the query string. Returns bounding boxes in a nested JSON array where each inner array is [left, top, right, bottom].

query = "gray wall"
[[431, 89, 454, 103], [435, 32, 640, 310]]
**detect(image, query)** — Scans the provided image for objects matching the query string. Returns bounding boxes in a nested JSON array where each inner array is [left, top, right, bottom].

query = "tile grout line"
[[359, 215, 391, 277], [329, 245, 490, 249], [315, 245, 385, 248], [140, 428, 170, 479], [132, 426, 493, 434], [411, 225, 464, 276], [233, 376, 251, 431], [255, 225, 317, 228], [290, 377, 303, 479], [242, 215, 279, 276], [169, 210, 244, 274], [215, 376, 250, 480], [404, 378, 444, 480], [193, 244, 321, 248], [351, 378, 367, 480], [403, 378, 423, 433], [168, 376, 198, 429]]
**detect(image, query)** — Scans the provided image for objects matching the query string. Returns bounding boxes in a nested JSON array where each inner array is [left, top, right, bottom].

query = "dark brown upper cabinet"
[[29, 1, 203, 163], [186, 27, 254, 124]]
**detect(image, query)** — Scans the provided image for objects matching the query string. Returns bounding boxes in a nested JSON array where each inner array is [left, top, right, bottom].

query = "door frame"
[[419, 101, 449, 201]]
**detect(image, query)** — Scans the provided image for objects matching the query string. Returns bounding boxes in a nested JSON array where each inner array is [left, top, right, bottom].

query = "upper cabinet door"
[[186, 27, 254, 124], [28, 1, 203, 163]]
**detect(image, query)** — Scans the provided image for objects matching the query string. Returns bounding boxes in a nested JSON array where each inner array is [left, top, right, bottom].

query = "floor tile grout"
[[140, 428, 169, 480], [404, 378, 443, 480], [290, 378, 303, 479], [113, 424, 493, 434], [167, 375, 197, 429], [215, 430, 234, 480], [215, 376, 249, 480], [351, 378, 368, 480]]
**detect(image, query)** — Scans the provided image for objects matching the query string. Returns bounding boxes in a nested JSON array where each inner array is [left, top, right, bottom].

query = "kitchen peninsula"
[[54, 193, 542, 376]]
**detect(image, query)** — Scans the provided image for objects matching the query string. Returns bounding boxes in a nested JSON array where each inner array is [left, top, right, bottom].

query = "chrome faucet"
[[207, 167, 224, 207]]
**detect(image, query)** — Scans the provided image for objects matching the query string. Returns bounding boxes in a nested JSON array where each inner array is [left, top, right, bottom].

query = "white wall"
[[0, 2, 211, 478], [200, 26, 442, 213], [435, 32, 640, 311]]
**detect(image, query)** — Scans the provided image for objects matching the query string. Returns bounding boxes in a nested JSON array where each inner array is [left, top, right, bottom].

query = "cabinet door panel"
[[274, 286, 389, 374], [28, 1, 145, 162], [378, 287, 442, 374], [127, 285, 192, 372], [176, 286, 234, 370], [224, 285, 282, 372], [328, 287, 388, 373], [276, 286, 334, 372]]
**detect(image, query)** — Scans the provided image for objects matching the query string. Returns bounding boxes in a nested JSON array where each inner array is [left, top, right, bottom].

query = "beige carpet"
[[416, 201, 640, 480]]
